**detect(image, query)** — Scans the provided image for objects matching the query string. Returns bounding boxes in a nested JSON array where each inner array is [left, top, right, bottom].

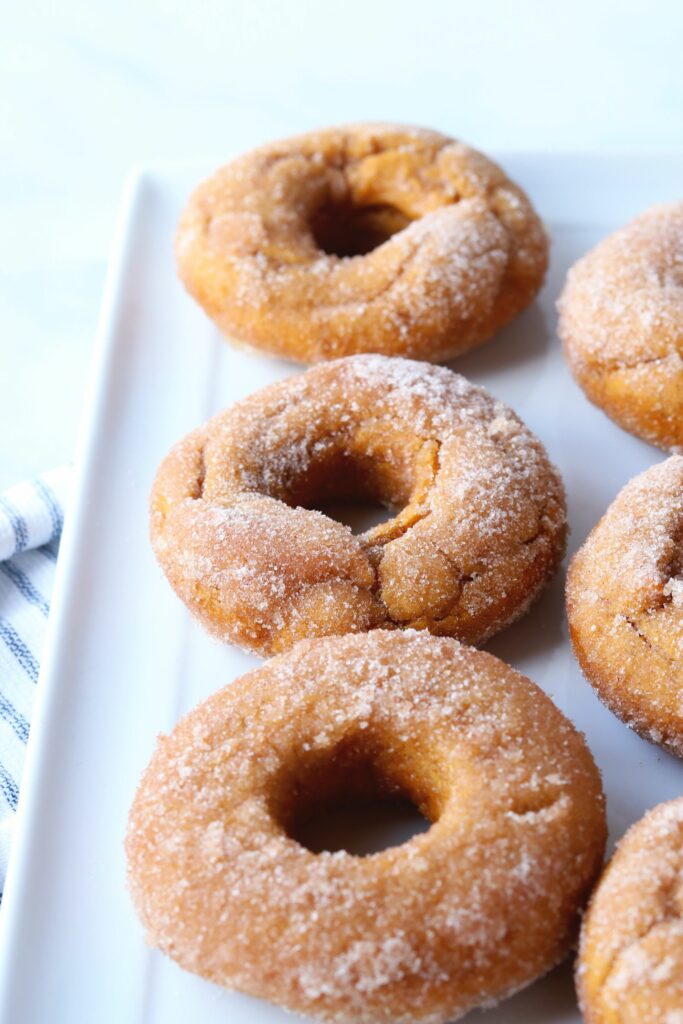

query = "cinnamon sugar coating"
[[176, 123, 548, 363], [578, 798, 683, 1023], [150, 355, 567, 657], [558, 201, 683, 452], [567, 455, 683, 756], [126, 630, 606, 1023]]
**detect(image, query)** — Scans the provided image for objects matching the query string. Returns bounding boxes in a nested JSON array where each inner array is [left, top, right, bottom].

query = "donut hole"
[[272, 739, 436, 856], [261, 431, 437, 537], [314, 498, 393, 535], [301, 452, 400, 534], [310, 200, 412, 258], [286, 452, 411, 514], [294, 797, 430, 856]]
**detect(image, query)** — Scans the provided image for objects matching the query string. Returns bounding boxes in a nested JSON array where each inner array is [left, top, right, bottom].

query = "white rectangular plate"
[[0, 154, 682, 1024]]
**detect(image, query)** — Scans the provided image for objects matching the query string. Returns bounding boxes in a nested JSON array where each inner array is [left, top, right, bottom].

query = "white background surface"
[[2, 0, 683, 486]]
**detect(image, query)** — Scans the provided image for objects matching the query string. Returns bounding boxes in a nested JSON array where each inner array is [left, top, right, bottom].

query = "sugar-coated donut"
[[176, 123, 548, 364], [567, 455, 683, 756], [150, 355, 566, 657], [558, 201, 683, 452], [578, 797, 683, 1023], [126, 630, 606, 1024]]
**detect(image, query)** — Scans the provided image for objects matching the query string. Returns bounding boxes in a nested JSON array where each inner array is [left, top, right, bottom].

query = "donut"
[[126, 630, 607, 1024], [176, 123, 549, 364], [566, 455, 683, 756], [577, 797, 683, 1023], [150, 354, 566, 657], [558, 201, 683, 452]]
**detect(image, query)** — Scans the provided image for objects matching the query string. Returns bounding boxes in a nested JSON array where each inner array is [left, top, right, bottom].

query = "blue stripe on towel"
[[32, 479, 63, 540], [0, 498, 28, 554], [0, 693, 29, 744], [0, 619, 39, 683], [0, 563, 49, 617], [0, 764, 18, 811]]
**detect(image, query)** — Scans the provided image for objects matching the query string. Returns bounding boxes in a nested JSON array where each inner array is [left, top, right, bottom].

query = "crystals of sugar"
[[664, 577, 683, 607]]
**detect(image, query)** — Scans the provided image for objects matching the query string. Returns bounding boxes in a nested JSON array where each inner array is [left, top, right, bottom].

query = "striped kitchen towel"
[[0, 466, 71, 892]]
